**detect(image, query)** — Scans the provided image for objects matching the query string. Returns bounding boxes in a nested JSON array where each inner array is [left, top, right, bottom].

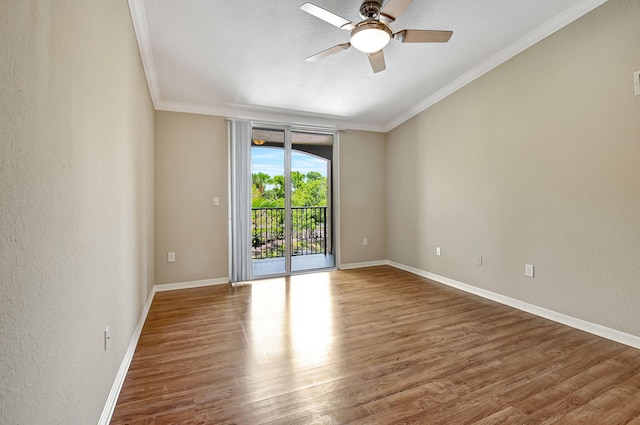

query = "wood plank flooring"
[[110, 266, 640, 424]]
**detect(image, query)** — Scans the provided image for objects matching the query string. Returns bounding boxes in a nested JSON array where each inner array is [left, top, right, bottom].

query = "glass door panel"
[[291, 132, 335, 273], [251, 128, 286, 277], [251, 128, 335, 277]]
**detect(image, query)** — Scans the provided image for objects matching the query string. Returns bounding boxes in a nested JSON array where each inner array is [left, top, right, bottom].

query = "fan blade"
[[305, 43, 351, 62], [379, 0, 412, 23], [393, 29, 453, 43], [368, 50, 386, 73], [300, 3, 354, 30]]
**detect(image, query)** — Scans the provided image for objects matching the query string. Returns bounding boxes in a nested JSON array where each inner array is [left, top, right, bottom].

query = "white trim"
[[127, 0, 160, 107], [98, 276, 228, 424], [97, 288, 155, 425], [284, 130, 293, 274], [155, 100, 387, 133], [154, 277, 229, 292], [99, 256, 638, 424], [385, 0, 608, 131], [129, 0, 606, 133], [339, 260, 389, 270], [388, 261, 640, 350]]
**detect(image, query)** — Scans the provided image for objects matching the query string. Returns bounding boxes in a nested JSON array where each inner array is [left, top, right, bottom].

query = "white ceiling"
[[129, 0, 607, 132]]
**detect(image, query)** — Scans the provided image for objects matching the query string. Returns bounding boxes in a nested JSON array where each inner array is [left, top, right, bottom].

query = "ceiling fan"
[[301, 0, 453, 73]]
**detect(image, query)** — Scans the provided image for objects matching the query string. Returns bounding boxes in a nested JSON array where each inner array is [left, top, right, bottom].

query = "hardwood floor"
[[110, 266, 640, 424]]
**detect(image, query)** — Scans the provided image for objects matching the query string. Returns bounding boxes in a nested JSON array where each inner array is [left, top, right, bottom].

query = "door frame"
[[236, 122, 340, 278]]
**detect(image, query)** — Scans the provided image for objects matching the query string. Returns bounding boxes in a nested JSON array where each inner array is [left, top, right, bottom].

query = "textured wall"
[[154, 111, 228, 285], [339, 130, 388, 265], [0, 1, 155, 424], [387, 0, 640, 335], [153, 117, 388, 281]]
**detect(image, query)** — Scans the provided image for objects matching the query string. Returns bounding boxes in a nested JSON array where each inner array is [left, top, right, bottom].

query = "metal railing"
[[252, 206, 327, 259]]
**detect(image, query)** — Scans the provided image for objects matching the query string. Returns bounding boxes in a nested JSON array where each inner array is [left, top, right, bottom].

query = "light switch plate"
[[104, 326, 111, 351], [525, 264, 534, 278], [634, 71, 640, 96]]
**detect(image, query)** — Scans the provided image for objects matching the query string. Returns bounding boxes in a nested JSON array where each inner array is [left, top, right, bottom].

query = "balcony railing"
[[252, 206, 327, 259]]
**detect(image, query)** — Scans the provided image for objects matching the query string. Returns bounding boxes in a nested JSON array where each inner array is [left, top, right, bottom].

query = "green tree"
[[292, 178, 326, 207], [290, 171, 305, 190], [271, 175, 285, 199], [252, 172, 271, 194], [251, 169, 329, 259], [252, 171, 327, 208], [306, 171, 323, 181]]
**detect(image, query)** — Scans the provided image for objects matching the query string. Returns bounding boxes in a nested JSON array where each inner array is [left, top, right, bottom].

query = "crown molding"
[[128, 0, 161, 107], [129, 0, 608, 134], [155, 100, 388, 133], [384, 0, 609, 132], [127, 0, 385, 132]]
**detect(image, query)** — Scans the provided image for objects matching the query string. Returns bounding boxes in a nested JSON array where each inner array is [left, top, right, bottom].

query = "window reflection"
[[248, 278, 288, 365], [246, 273, 334, 370], [289, 273, 333, 369]]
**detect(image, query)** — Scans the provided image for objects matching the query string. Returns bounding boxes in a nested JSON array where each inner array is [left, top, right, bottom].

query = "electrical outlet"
[[436, 247, 441, 256], [104, 326, 111, 351], [477, 256, 483, 266], [213, 196, 220, 206], [168, 252, 176, 263], [525, 264, 534, 278], [362, 237, 368, 246]]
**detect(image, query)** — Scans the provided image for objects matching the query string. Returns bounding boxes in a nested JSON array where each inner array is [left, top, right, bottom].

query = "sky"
[[251, 147, 328, 178]]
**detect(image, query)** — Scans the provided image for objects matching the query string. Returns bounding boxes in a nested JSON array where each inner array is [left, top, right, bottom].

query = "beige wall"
[[339, 130, 388, 265], [5, 1, 636, 424], [153, 118, 387, 283], [387, 0, 640, 336], [0, 1, 155, 424], [154, 111, 228, 285], [2, 2, 634, 423]]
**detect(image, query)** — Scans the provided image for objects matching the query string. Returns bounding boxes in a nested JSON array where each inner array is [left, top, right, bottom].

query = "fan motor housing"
[[359, 0, 382, 19]]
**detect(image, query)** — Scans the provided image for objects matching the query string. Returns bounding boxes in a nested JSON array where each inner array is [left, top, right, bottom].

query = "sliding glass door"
[[290, 131, 334, 272], [251, 127, 335, 278], [250, 128, 286, 276]]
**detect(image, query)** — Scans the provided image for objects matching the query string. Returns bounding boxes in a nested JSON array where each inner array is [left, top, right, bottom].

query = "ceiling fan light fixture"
[[301, 1, 453, 73], [350, 22, 391, 53]]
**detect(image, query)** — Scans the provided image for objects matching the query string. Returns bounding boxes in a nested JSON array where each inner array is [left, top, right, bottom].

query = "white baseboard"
[[339, 260, 389, 270], [154, 277, 229, 292], [98, 287, 155, 425], [99, 263, 639, 424], [388, 261, 640, 350], [98, 276, 229, 425]]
